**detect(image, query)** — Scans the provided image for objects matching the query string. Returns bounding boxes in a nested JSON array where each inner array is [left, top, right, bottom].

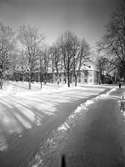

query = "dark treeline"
[[97, 0, 125, 83]]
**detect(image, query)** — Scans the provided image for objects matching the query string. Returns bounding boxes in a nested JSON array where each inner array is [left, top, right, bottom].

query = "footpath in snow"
[[29, 87, 125, 167]]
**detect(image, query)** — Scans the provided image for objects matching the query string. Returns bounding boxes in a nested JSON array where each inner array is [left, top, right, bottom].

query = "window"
[[84, 79, 87, 83]]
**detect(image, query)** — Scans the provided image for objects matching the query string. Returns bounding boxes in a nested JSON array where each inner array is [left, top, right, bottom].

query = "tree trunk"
[[0, 72, 3, 89], [57, 73, 60, 85], [40, 72, 42, 88], [0, 78, 3, 89], [22, 73, 25, 82], [28, 71, 31, 89], [40, 81, 42, 88], [44, 73, 47, 84], [29, 81, 31, 89], [52, 72, 54, 83], [68, 79, 70, 87], [74, 74, 77, 87], [64, 72, 66, 84], [40, 75, 42, 88], [67, 72, 70, 87]]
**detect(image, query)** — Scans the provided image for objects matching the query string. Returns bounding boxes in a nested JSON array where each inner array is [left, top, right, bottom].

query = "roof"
[[80, 62, 98, 71]]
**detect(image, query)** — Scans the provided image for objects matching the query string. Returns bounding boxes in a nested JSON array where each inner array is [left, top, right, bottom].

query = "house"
[[50, 62, 99, 85], [78, 62, 99, 84]]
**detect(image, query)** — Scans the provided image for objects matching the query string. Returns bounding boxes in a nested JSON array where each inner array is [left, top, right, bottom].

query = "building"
[[79, 62, 99, 84], [50, 62, 99, 85], [9, 61, 99, 85]]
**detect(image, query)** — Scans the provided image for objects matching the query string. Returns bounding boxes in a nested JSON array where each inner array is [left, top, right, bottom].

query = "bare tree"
[[18, 25, 44, 89], [58, 31, 90, 87], [49, 43, 61, 84], [97, 0, 125, 80], [38, 50, 43, 88], [77, 39, 90, 71], [18, 50, 28, 81], [0, 22, 14, 88], [96, 56, 109, 84], [69, 35, 80, 86], [42, 48, 50, 84], [73, 38, 90, 86], [58, 31, 78, 87], [9, 51, 21, 81]]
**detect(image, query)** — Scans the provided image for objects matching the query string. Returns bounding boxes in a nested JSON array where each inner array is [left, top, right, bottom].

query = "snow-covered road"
[[0, 82, 108, 167]]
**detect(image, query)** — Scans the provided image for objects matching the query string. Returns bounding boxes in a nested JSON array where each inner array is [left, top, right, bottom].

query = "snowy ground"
[[0, 81, 108, 153], [29, 87, 125, 167]]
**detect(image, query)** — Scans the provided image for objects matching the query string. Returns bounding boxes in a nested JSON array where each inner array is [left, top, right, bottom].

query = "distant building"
[[9, 62, 99, 84], [50, 62, 99, 85], [77, 62, 99, 84]]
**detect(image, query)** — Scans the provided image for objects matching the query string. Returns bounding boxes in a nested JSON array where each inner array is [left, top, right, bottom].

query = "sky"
[[0, 0, 122, 47]]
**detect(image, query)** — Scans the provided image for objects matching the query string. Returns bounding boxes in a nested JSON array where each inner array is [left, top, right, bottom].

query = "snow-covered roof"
[[80, 62, 98, 71]]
